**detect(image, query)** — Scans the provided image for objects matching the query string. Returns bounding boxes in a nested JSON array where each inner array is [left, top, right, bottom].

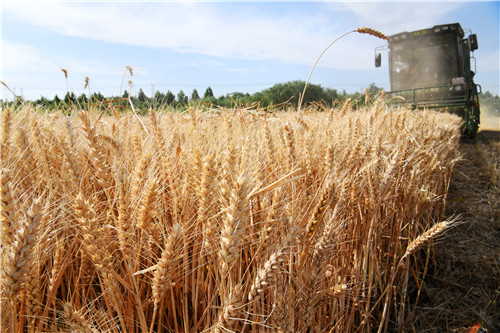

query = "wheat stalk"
[[298, 27, 390, 114], [0, 80, 23, 105]]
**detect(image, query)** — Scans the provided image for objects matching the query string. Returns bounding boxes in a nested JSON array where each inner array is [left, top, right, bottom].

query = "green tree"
[[137, 89, 147, 103], [249, 81, 340, 108], [230, 92, 246, 100], [367, 82, 382, 95], [165, 91, 175, 105], [191, 89, 200, 101], [91, 92, 104, 103], [35, 96, 50, 107], [155, 91, 165, 105], [53, 95, 61, 105], [64, 92, 77, 104], [324, 87, 339, 103], [77, 93, 88, 105], [257, 81, 306, 106], [177, 90, 188, 104], [204, 87, 214, 99]]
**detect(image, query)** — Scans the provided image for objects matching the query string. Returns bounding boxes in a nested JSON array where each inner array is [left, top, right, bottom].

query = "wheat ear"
[[356, 27, 391, 41], [1, 107, 12, 162], [248, 238, 291, 302], [62, 302, 96, 333], [283, 123, 296, 170], [306, 177, 335, 238], [401, 220, 452, 260], [1, 201, 40, 299], [150, 223, 184, 333], [79, 111, 114, 194], [25, 209, 43, 321], [151, 223, 184, 307], [117, 185, 133, 258], [340, 98, 352, 117], [0, 169, 15, 249], [198, 153, 216, 240], [213, 284, 244, 333], [1, 201, 40, 333], [74, 193, 127, 330], [74, 193, 113, 274], [137, 176, 158, 231], [130, 152, 152, 201], [219, 175, 249, 278]]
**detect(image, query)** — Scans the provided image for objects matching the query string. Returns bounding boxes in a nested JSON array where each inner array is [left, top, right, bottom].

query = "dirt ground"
[[480, 117, 500, 131], [407, 129, 500, 332]]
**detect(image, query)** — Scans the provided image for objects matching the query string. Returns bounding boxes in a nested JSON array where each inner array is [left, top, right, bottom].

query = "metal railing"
[[388, 84, 472, 109]]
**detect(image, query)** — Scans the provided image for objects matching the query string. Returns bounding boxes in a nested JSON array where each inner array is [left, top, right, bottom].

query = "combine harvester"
[[375, 23, 481, 138]]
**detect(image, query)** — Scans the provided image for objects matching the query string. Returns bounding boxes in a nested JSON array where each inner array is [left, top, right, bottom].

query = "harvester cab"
[[375, 23, 481, 138]]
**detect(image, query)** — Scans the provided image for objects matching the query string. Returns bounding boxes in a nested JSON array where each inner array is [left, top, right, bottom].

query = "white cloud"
[[2, 2, 390, 70], [2, 40, 119, 76], [2, 41, 56, 72], [1, 40, 126, 99], [3, 1, 496, 99]]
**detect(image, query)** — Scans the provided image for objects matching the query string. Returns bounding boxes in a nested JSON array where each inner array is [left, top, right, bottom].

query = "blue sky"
[[2, 0, 499, 101]]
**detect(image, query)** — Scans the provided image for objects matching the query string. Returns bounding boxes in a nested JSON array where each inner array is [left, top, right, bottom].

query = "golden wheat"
[[0, 102, 462, 332]]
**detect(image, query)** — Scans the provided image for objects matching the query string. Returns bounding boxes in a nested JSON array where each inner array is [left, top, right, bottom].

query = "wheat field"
[[1, 102, 462, 332]]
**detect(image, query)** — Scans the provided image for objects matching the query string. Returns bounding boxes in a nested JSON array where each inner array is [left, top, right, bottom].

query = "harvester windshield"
[[390, 31, 462, 90]]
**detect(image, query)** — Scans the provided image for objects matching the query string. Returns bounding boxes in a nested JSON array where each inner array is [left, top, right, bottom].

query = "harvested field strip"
[[408, 130, 500, 332], [1, 104, 462, 332]]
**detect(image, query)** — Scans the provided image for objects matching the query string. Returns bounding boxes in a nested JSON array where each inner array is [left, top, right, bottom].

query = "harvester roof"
[[389, 23, 464, 44]]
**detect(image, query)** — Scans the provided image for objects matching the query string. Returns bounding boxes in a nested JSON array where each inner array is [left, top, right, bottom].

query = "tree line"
[[5, 80, 498, 114], [9, 81, 384, 112]]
